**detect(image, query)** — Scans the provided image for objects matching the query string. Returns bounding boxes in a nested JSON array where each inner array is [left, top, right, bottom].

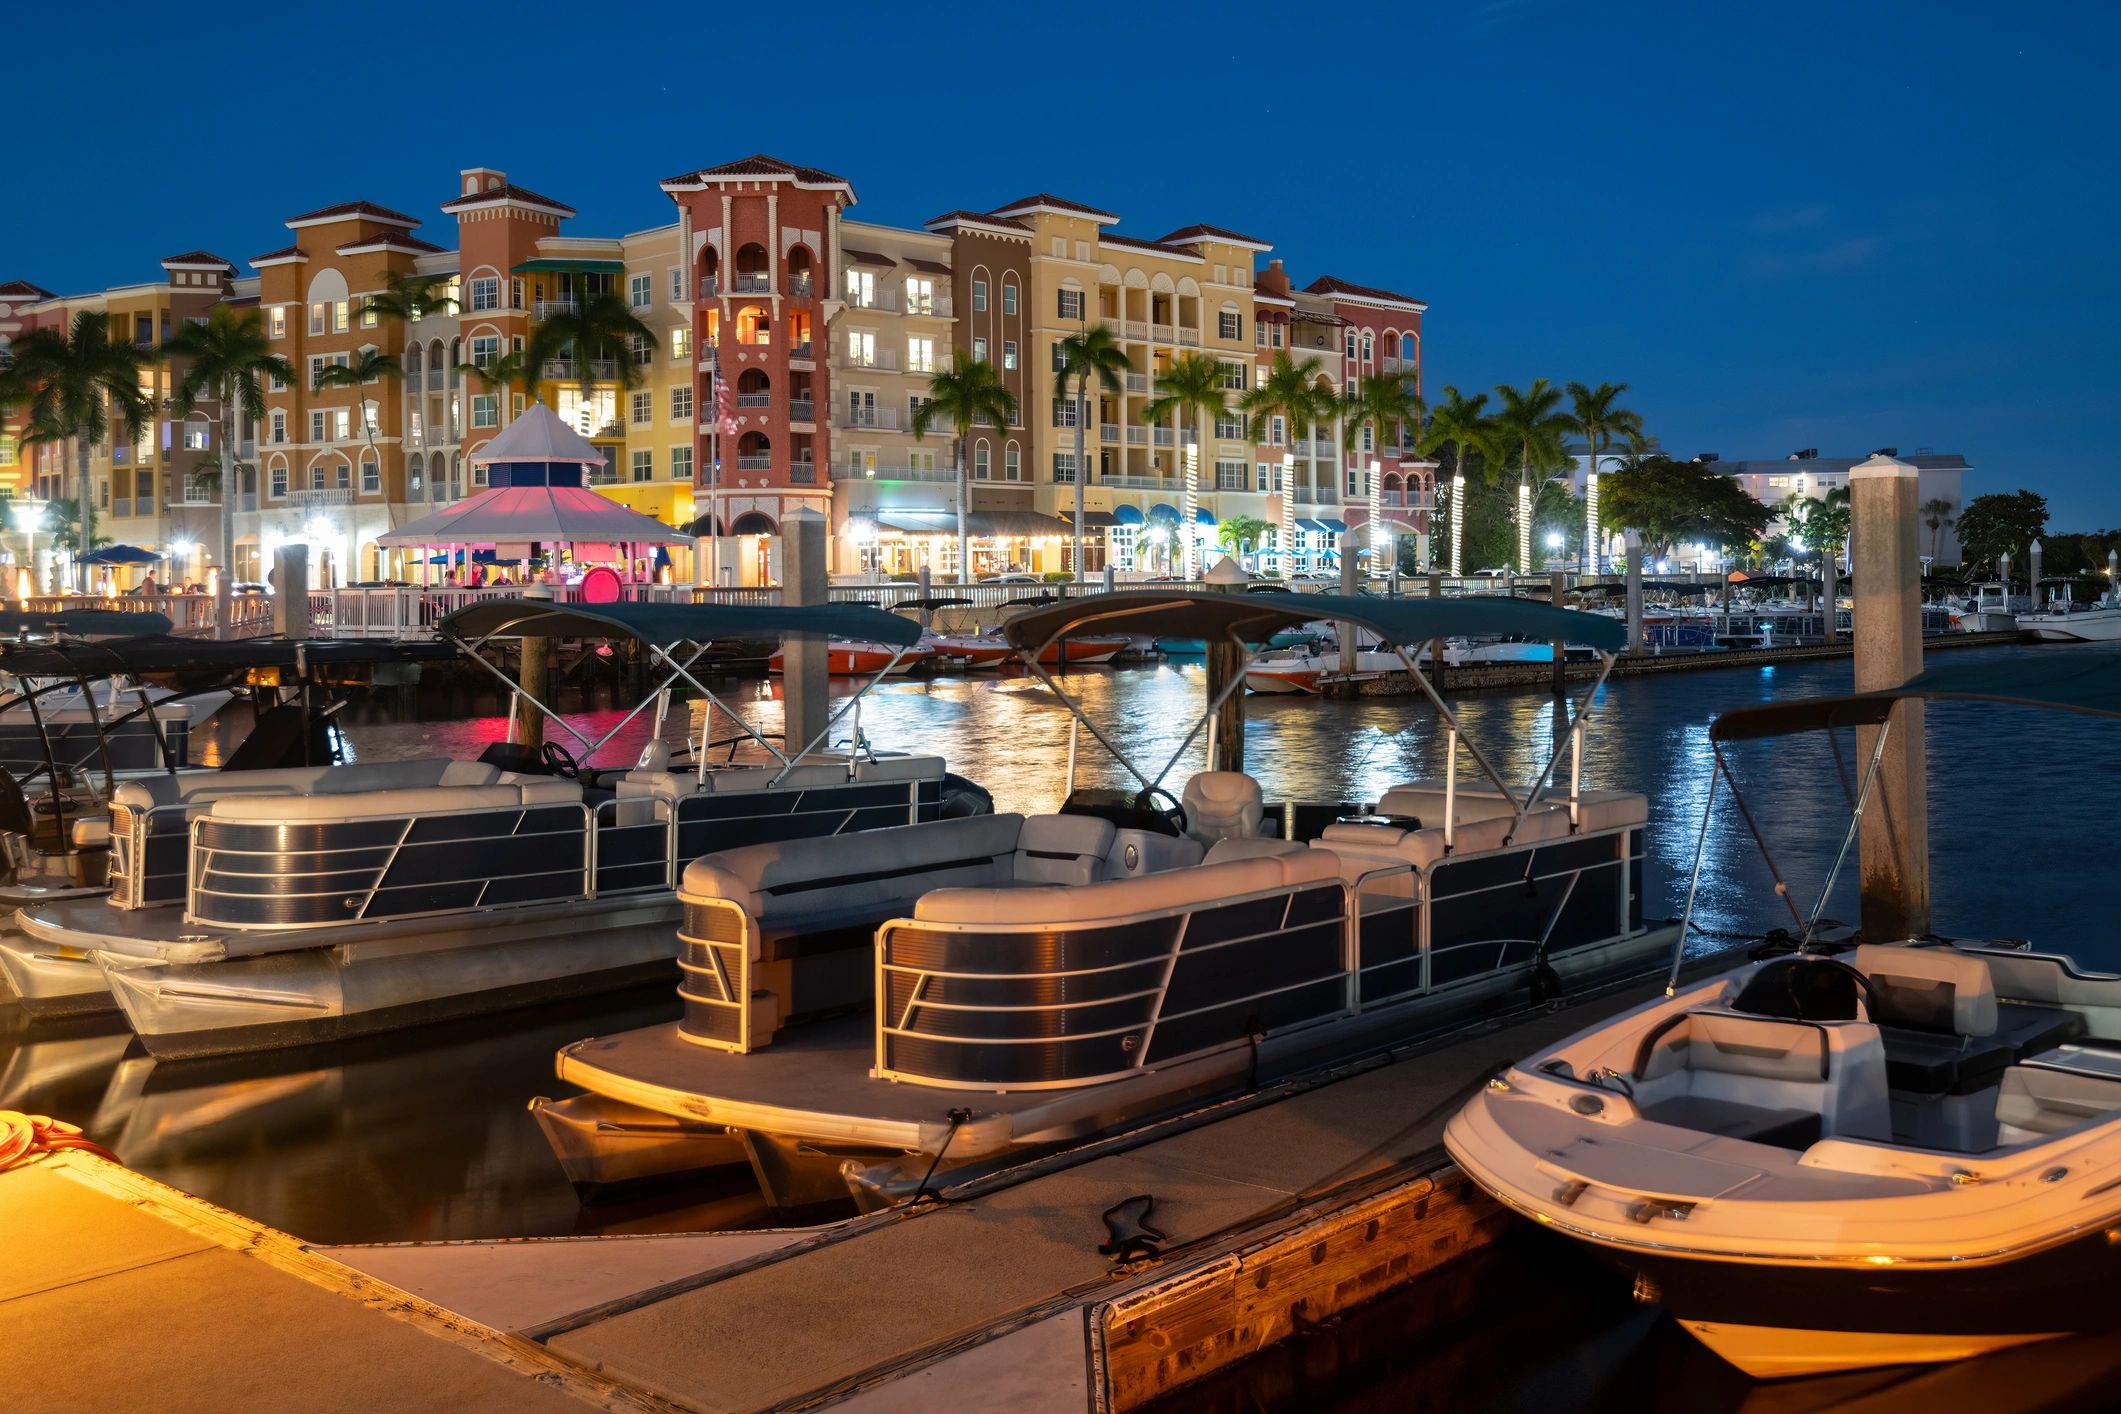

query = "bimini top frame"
[[1000, 590, 1629, 844], [435, 597, 926, 786], [1667, 653, 2121, 990]]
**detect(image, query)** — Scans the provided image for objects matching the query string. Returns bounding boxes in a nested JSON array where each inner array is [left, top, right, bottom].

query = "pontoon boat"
[[537, 590, 1677, 1207]]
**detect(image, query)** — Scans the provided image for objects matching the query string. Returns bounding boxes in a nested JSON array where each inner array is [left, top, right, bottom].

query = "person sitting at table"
[[128, 571, 159, 597]]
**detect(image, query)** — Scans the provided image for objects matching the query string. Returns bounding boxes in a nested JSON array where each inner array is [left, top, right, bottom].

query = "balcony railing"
[[1123, 321, 1148, 340], [789, 461, 816, 484], [737, 455, 772, 471], [789, 341, 814, 361], [788, 399, 816, 422], [903, 295, 953, 318], [1152, 427, 1175, 446], [1100, 473, 1167, 489], [787, 273, 814, 298], [111, 498, 132, 518], [736, 393, 771, 408], [1124, 373, 1149, 393], [292, 487, 354, 508], [843, 406, 900, 430], [846, 289, 899, 312], [844, 347, 898, 371], [1296, 484, 1340, 505], [1099, 422, 1119, 444], [1380, 355, 1412, 373], [542, 359, 618, 380], [1151, 323, 1174, 342], [831, 463, 957, 483], [533, 298, 576, 320], [1125, 426, 1148, 444], [730, 273, 772, 294], [698, 346, 719, 370], [696, 278, 718, 298], [1176, 327, 1202, 347]]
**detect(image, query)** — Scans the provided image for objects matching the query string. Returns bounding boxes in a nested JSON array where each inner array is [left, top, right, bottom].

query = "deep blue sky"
[[6, 1, 2115, 524]]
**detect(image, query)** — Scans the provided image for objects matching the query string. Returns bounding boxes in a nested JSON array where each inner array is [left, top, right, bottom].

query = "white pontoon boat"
[[1447, 655, 2121, 1378], [3, 599, 989, 1056], [537, 590, 1678, 1207]]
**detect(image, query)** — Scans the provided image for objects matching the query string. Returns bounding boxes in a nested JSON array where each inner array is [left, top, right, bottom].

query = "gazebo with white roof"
[[379, 403, 691, 584]]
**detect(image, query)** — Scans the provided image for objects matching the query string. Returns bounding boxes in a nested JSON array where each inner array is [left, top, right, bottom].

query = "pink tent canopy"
[[378, 484, 694, 547]]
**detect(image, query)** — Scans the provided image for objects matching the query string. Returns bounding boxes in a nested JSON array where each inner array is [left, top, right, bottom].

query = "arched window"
[[736, 431, 771, 469], [973, 439, 991, 480]]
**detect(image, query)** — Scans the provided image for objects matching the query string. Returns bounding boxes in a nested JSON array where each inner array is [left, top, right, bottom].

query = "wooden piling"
[[1850, 453, 1929, 939], [1204, 557, 1249, 771], [781, 509, 830, 755]]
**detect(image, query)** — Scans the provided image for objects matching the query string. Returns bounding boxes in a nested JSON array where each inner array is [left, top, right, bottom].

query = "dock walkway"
[[4, 965, 1710, 1412]]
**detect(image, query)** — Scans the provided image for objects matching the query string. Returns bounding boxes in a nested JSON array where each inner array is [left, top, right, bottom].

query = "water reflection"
[[7, 641, 2113, 1249]]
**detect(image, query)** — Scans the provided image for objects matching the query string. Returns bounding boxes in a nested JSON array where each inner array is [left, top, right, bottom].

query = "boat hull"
[[0, 928, 118, 1018], [103, 897, 684, 1059], [2023, 611, 2121, 642], [767, 643, 928, 675]]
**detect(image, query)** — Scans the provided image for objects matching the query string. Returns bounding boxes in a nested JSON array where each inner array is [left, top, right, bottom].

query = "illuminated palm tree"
[[913, 353, 1019, 582], [1417, 386, 1493, 575], [1241, 351, 1332, 571], [8, 310, 158, 587], [1053, 324, 1131, 580], [313, 348, 405, 524], [1565, 381, 1644, 571], [1490, 379, 1571, 573], [524, 293, 658, 440], [1143, 352, 1230, 577], [165, 305, 296, 589]]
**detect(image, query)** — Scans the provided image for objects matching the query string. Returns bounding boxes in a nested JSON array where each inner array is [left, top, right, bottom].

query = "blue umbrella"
[[81, 545, 164, 566]]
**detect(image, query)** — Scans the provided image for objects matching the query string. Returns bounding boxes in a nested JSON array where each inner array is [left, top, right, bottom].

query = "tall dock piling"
[[1623, 530, 1645, 654], [782, 509, 829, 754], [513, 582, 553, 749], [1850, 453, 1929, 939], [1204, 557, 1249, 770]]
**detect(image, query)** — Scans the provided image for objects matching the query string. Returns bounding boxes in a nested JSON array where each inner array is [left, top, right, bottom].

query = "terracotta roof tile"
[[0, 280, 54, 299], [440, 182, 576, 216], [1158, 222, 1273, 249], [663, 154, 851, 188], [1302, 274, 1426, 309], [990, 193, 1120, 221], [1099, 233, 1192, 257], [284, 200, 420, 226], [250, 245, 306, 265], [337, 233, 447, 254], [159, 251, 233, 269], [923, 209, 1031, 233]]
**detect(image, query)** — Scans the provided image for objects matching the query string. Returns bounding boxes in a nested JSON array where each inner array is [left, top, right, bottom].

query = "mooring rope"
[[0, 1111, 118, 1172]]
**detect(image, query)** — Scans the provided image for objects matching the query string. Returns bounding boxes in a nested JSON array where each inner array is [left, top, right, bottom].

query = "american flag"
[[713, 372, 738, 437]]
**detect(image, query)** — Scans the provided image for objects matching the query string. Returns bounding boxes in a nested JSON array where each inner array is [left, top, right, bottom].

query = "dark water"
[[4, 643, 2118, 1397]]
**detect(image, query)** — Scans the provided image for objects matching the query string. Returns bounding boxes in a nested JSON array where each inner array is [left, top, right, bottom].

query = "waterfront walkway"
[[3, 963, 1711, 1412]]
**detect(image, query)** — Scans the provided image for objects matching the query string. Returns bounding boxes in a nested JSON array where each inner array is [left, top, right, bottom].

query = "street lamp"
[[10, 500, 48, 600]]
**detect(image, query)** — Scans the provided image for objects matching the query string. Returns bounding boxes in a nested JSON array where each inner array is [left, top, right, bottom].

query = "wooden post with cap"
[[1203, 556, 1250, 772], [1850, 452, 1929, 939]]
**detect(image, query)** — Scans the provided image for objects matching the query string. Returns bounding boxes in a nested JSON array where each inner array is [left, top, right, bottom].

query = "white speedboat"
[[1947, 582, 2023, 633], [1448, 655, 2121, 1378], [2, 599, 991, 1055], [2021, 582, 2121, 642], [537, 590, 1678, 1206]]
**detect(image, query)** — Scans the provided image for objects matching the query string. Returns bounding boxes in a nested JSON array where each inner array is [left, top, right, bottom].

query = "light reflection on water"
[[3, 643, 2115, 1247]]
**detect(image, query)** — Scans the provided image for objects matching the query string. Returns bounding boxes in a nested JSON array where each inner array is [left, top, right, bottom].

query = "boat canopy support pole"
[[770, 648, 910, 788], [1148, 631, 1264, 793], [1803, 715, 1894, 950], [1387, 644, 1521, 808], [1509, 650, 1617, 843], [1667, 763, 1720, 994], [581, 647, 710, 759], [637, 643, 794, 770], [441, 629, 600, 754], [1017, 652, 1156, 794]]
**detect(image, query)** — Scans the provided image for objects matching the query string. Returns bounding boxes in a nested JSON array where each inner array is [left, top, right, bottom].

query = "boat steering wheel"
[[1134, 786, 1189, 837], [1799, 955, 1887, 1023], [540, 740, 581, 779]]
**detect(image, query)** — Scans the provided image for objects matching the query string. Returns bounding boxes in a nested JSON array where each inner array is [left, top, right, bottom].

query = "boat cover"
[[1001, 591, 1628, 654], [1711, 654, 2121, 741], [438, 598, 923, 647], [0, 609, 173, 638]]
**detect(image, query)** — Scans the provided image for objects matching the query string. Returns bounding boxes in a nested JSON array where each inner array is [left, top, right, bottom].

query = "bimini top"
[[0, 608, 174, 640], [0, 635, 456, 677], [438, 597, 924, 647], [1001, 590, 1627, 654], [1712, 654, 2121, 742]]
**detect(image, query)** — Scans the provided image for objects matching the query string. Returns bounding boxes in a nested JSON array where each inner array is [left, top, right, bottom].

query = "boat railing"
[[185, 796, 597, 931], [592, 795, 678, 895], [108, 799, 200, 909]]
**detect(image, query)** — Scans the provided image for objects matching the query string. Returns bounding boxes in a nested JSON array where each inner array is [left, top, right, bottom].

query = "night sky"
[[5, 1, 2113, 524]]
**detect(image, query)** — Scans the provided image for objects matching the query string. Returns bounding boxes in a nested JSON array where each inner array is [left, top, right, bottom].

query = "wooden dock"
[[4, 962, 1719, 1412]]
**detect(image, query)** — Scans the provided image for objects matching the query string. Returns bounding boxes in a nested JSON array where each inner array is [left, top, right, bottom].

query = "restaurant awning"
[[841, 248, 896, 268], [1297, 518, 1328, 533], [869, 509, 1074, 536], [1112, 505, 1146, 526], [1079, 510, 1121, 529], [1319, 518, 1348, 534], [904, 257, 952, 276], [510, 258, 624, 275], [1190, 507, 1217, 525], [1147, 504, 1180, 523]]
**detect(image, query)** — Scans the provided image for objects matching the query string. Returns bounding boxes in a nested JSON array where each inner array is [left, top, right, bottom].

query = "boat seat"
[[1636, 1095, 1822, 1149], [1631, 1009, 1891, 1143], [1852, 945, 2033, 1096], [1994, 1064, 2121, 1145], [1181, 772, 1264, 847], [1313, 804, 1576, 872], [206, 777, 583, 821], [1203, 836, 1307, 864], [1013, 813, 1115, 886], [113, 757, 498, 810], [913, 848, 1340, 926], [683, 813, 1024, 931]]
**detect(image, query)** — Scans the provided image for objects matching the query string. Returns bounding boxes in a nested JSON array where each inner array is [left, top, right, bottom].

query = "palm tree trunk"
[[1072, 374, 1086, 583], [75, 436, 93, 592], [217, 386, 236, 638], [954, 432, 970, 585]]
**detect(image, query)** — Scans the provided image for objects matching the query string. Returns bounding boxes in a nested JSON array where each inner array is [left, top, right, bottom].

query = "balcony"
[[843, 405, 900, 431], [1296, 484, 1340, 505], [1099, 423, 1118, 444], [843, 347, 898, 371], [831, 463, 956, 483], [730, 273, 772, 295], [789, 460, 816, 484], [788, 399, 816, 423], [696, 278, 718, 298], [1152, 427, 1175, 447], [1124, 373, 1149, 393], [903, 295, 953, 318], [1100, 473, 1167, 489], [292, 487, 354, 508], [736, 393, 771, 409], [788, 274, 814, 298], [1380, 355, 1412, 373], [846, 289, 898, 313], [111, 497, 133, 518], [1151, 323, 1174, 342], [789, 341, 814, 362], [1177, 327, 1202, 347], [1125, 426, 1148, 445], [1123, 321, 1148, 340], [698, 346, 719, 371], [534, 298, 576, 320], [736, 455, 772, 471], [542, 359, 618, 381]]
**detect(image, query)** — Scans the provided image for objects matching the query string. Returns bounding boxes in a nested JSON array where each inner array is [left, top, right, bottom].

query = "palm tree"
[[1921, 496, 1957, 565], [1052, 325, 1130, 580], [1490, 379, 1572, 573], [7, 310, 158, 587], [1341, 370, 1427, 565], [359, 272, 459, 327], [912, 353, 1018, 582], [524, 293, 659, 442], [1143, 352, 1230, 578], [457, 347, 541, 404], [313, 348, 404, 527], [1242, 351, 1332, 571], [164, 306, 295, 596], [1418, 386, 1493, 575], [1565, 381, 1644, 570], [1218, 513, 1272, 568]]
